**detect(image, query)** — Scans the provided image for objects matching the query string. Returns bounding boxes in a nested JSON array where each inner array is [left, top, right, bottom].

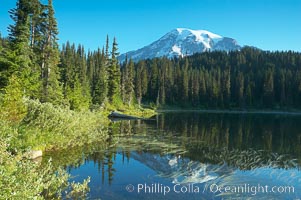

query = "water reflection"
[[156, 113, 301, 157], [45, 112, 301, 199]]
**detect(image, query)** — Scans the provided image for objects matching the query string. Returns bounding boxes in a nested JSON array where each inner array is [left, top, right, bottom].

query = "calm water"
[[46, 112, 301, 200]]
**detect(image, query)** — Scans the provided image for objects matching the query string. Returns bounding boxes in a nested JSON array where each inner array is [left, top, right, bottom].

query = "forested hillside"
[[126, 48, 301, 109]]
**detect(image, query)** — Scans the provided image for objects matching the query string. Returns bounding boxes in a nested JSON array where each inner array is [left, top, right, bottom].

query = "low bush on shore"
[[0, 98, 106, 199]]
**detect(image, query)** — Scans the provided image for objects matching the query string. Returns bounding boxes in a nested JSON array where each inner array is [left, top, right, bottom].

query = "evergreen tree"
[[107, 37, 121, 103], [263, 65, 274, 107], [156, 62, 166, 105], [123, 58, 135, 106], [67, 75, 90, 110], [76, 44, 92, 107], [92, 48, 107, 105], [236, 72, 244, 107], [182, 58, 189, 102], [40, 0, 64, 105], [7, 0, 40, 98], [199, 69, 207, 105], [149, 60, 159, 102], [0, 39, 17, 88], [279, 69, 286, 106], [222, 66, 231, 107], [105, 35, 110, 60], [191, 70, 200, 106], [135, 60, 148, 106], [120, 56, 127, 103]]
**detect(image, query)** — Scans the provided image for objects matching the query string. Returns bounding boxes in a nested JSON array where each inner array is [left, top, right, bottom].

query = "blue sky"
[[0, 0, 300, 53]]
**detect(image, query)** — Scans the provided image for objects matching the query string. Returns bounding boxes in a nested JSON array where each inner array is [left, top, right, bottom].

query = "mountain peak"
[[119, 28, 241, 62], [175, 28, 222, 38]]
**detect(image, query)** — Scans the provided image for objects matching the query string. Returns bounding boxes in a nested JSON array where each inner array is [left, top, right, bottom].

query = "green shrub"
[[0, 97, 110, 199], [0, 138, 90, 199], [0, 74, 26, 124], [0, 132, 65, 200], [18, 98, 108, 151]]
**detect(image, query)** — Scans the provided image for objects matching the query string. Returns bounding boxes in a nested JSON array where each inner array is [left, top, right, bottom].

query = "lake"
[[45, 112, 301, 199]]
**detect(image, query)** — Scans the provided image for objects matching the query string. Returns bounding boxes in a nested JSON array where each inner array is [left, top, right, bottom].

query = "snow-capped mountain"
[[119, 28, 241, 62]]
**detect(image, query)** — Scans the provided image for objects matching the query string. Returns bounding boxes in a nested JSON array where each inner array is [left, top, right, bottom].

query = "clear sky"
[[0, 0, 300, 53]]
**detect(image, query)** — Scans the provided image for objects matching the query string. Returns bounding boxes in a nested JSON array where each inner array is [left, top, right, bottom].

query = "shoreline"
[[156, 109, 301, 115]]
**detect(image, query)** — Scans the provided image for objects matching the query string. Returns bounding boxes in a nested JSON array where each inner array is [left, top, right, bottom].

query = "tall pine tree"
[[40, 0, 64, 105], [7, 0, 40, 98], [107, 37, 121, 103]]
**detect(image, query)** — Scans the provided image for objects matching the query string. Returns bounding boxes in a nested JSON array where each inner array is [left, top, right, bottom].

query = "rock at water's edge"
[[29, 150, 43, 160]]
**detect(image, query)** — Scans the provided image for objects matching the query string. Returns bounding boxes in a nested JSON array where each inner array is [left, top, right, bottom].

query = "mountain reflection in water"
[[45, 112, 301, 199]]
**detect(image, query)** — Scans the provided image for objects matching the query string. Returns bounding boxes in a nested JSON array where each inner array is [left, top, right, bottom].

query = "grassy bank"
[[104, 101, 156, 118], [0, 98, 109, 199]]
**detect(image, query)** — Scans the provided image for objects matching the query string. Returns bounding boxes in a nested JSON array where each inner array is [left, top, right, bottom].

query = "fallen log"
[[108, 111, 143, 120]]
